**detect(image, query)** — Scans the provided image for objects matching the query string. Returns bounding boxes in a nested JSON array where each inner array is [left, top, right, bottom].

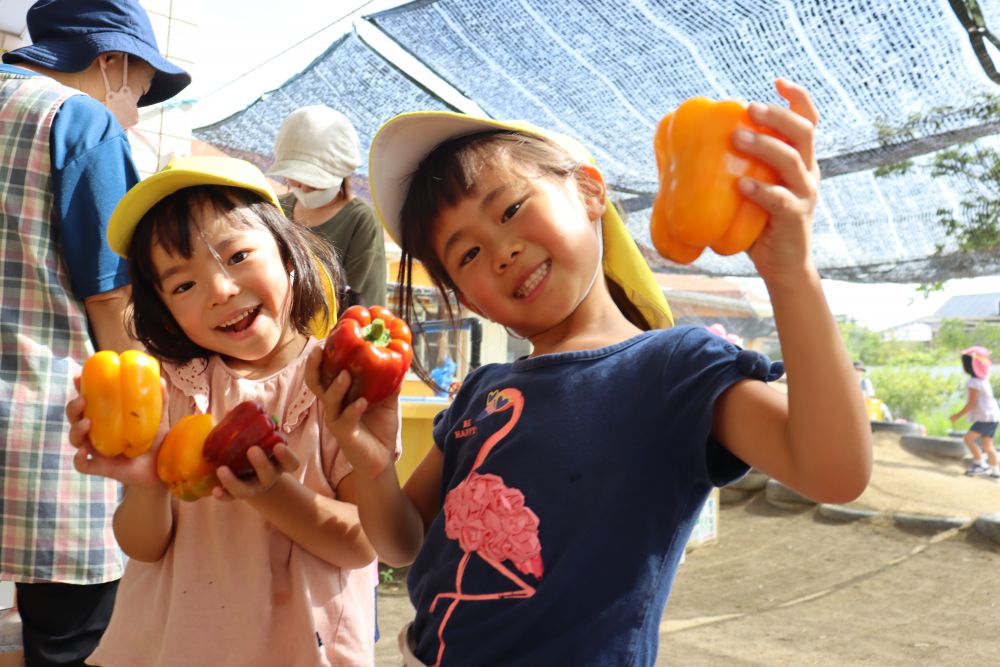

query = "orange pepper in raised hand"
[[80, 350, 163, 458], [156, 413, 219, 502], [650, 97, 778, 264]]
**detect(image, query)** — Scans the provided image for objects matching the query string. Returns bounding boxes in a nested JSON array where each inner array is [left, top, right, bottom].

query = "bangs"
[[146, 186, 258, 286], [399, 131, 578, 283]]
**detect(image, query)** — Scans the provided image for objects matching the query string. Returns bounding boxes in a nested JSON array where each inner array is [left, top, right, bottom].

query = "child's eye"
[[228, 250, 249, 265], [171, 281, 194, 295], [502, 201, 522, 223], [459, 247, 480, 267]]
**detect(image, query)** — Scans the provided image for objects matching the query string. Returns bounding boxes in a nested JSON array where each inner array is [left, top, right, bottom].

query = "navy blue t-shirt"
[[407, 326, 782, 666]]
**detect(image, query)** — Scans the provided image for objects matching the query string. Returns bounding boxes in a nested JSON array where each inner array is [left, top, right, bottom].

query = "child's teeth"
[[516, 261, 549, 298], [221, 307, 253, 327]]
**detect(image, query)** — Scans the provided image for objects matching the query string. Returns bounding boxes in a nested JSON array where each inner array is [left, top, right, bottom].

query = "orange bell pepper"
[[650, 97, 778, 264], [156, 414, 219, 502], [80, 350, 163, 458]]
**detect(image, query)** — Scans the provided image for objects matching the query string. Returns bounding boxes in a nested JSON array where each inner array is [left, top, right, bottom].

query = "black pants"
[[14, 580, 118, 667]]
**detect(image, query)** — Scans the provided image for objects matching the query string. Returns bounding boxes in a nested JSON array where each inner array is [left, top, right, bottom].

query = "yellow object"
[[650, 98, 777, 264], [307, 259, 338, 339], [368, 111, 674, 330], [156, 413, 219, 501], [107, 156, 282, 257], [80, 350, 162, 458], [865, 397, 891, 422], [396, 400, 449, 484]]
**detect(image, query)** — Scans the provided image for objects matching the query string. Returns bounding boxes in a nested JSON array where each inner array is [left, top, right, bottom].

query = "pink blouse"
[[89, 339, 377, 666]]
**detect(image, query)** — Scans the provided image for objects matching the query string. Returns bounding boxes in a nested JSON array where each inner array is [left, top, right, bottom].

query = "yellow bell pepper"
[[650, 97, 778, 264], [80, 350, 162, 458], [156, 413, 219, 502]]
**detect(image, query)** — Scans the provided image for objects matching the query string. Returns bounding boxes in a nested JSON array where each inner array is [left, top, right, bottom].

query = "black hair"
[[394, 130, 651, 386], [962, 354, 978, 378], [127, 185, 344, 363]]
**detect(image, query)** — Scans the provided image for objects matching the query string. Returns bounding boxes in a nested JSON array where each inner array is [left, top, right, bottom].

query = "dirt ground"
[[373, 432, 1000, 666]]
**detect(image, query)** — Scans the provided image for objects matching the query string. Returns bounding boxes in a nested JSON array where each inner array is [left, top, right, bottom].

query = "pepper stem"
[[362, 318, 391, 347]]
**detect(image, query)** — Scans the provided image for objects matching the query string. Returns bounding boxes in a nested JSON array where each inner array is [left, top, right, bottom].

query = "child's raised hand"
[[304, 345, 400, 482], [212, 443, 300, 501], [739, 78, 821, 284], [66, 375, 165, 488]]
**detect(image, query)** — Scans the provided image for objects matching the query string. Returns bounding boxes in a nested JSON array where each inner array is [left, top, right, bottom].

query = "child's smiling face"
[[432, 160, 606, 338], [152, 202, 298, 371]]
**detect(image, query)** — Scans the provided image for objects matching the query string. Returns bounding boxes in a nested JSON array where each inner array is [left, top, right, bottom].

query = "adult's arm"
[[51, 94, 139, 349], [85, 285, 140, 352]]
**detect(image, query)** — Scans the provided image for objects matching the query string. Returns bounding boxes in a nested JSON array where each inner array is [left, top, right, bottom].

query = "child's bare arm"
[[951, 388, 977, 422], [223, 451, 377, 569], [301, 346, 428, 566], [712, 80, 871, 502], [112, 485, 175, 562]]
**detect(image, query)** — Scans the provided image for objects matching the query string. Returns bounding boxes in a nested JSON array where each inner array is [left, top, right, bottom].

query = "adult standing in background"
[[0, 1, 190, 664], [268, 105, 387, 308]]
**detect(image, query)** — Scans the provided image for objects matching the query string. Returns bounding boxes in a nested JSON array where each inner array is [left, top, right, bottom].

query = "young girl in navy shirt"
[[307, 79, 872, 666]]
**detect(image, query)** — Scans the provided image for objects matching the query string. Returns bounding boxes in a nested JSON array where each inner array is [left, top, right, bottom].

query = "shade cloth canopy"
[[194, 0, 1000, 282]]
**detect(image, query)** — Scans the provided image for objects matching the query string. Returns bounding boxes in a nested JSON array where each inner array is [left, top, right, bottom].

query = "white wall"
[[129, 0, 199, 175]]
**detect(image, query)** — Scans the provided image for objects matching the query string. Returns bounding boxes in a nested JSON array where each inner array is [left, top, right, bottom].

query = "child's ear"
[[575, 164, 607, 223]]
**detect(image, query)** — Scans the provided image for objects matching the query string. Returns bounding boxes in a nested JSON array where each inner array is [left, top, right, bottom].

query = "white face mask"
[[290, 180, 343, 209], [99, 54, 140, 130]]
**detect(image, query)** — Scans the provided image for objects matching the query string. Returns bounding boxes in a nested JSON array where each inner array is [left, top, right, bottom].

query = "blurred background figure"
[[854, 361, 874, 398], [951, 346, 1000, 478], [268, 105, 387, 309]]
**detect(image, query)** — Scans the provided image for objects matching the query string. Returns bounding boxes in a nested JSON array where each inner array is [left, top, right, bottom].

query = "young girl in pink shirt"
[[67, 156, 379, 666]]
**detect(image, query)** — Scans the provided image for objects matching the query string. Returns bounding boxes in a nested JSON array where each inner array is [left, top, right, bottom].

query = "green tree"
[[868, 367, 960, 421], [968, 321, 1000, 352], [933, 318, 972, 353], [874, 94, 1000, 294], [837, 320, 886, 366]]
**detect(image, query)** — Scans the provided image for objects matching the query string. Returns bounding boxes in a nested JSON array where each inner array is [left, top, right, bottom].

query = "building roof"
[[933, 293, 1000, 319]]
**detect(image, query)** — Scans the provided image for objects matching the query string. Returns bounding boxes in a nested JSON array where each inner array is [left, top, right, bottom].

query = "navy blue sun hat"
[[2, 0, 191, 106]]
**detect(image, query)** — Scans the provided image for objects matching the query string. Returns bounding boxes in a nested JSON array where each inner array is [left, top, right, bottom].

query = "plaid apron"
[[0, 72, 124, 584]]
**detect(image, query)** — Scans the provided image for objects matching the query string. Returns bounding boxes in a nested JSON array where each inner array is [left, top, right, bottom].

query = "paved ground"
[[374, 431, 1000, 665]]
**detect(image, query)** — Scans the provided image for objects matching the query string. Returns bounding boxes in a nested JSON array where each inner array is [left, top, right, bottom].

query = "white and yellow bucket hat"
[[368, 112, 673, 329]]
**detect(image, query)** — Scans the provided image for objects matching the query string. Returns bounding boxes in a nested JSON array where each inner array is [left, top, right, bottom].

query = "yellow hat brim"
[[107, 156, 282, 258]]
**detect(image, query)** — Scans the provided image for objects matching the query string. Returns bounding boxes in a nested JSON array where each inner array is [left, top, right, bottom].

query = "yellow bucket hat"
[[368, 112, 673, 329], [107, 155, 337, 337]]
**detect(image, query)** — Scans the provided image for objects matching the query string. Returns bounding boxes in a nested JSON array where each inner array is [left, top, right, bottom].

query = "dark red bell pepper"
[[202, 400, 287, 478], [320, 305, 413, 407]]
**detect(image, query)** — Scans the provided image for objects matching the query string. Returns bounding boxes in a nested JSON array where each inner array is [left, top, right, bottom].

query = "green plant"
[[869, 367, 962, 421], [913, 397, 966, 436]]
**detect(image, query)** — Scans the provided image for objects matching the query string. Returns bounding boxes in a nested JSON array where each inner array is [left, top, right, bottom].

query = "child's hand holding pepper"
[[212, 443, 300, 501], [305, 344, 401, 483], [66, 373, 167, 490], [737, 78, 821, 286]]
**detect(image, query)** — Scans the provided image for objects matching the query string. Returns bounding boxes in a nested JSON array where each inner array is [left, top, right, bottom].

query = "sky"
[[185, 1, 1000, 332]]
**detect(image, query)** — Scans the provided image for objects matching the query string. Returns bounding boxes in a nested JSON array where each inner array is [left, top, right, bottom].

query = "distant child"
[[67, 156, 379, 666], [305, 79, 872, 665], [951, 346, 1000, 478]]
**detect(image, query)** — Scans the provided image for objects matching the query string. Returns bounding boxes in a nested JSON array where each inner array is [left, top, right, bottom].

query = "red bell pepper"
[[202, 400, 287, 478], [320, 305, 413, 407]]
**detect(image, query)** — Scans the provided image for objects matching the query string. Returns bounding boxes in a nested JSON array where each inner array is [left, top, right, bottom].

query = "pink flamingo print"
[[429, 388, 543, 666]]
